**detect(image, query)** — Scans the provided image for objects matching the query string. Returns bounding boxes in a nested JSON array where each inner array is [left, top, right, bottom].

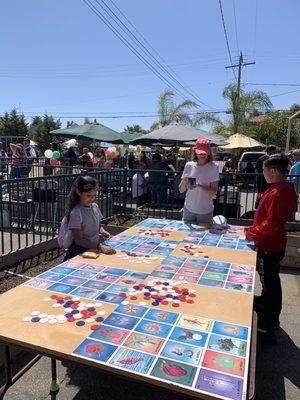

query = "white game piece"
[[173, 299, 180, 304], [31, 311, 40, 316], [48, 319, 57, 324], [97, 311, 106, 316], [56, 314, 66, 321], [139, 302, 147, 306], [57, 319, 67, 324], [77, 306, 85, 311], [189, 289, 196, 293], [47, 314, 56, 320], [43, 298, 52, 302], [72, 297, 80, 301], [39, 313, 48, 318], [73, 313, 83, 319], [79, 302, 86, 307], [64, 307, 73, 313], [117, 255, 122, 258], [39, 318, 48, 323], [128, 288, 136, 292], [166, 298, 173, 302], [85, 318, 95, 323], [94, 302, 103, 307], [22, 316, 32, 322], [121, 301, 129, 305], [129, 260, 134, 263], [52, 303, 61, 308], [86, 303, 94, 308]]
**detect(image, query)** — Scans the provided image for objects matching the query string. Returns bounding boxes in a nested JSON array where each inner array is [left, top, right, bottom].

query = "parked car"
[[237, 151, 265, 172]]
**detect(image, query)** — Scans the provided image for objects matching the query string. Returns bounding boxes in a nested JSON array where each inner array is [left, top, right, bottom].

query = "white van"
[[237, 152, 265, 172]]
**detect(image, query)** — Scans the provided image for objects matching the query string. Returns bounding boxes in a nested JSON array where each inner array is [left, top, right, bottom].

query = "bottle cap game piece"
[[97, 311, 106, 316], [22, 316, 32, 322], [76, 321, 85, 327], [39, 313, 48, 318], [31, 311, 40, 316], [43, 298, 52, 302], [91, 324, 100, 330], [48, 319, 57, 324], [85, 318, 95, 323], [39, 318, 48, 323], [52, 303, 61, 308]]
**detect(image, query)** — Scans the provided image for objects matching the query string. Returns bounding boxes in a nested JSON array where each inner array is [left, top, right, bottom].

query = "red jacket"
[[246, 182, 297, 252]]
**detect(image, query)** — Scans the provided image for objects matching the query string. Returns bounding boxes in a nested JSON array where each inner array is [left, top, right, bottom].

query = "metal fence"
[[1, 168, 299, 256]]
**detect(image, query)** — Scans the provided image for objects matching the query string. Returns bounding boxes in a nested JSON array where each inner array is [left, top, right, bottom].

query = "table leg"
[[49, 358, 60, 399]]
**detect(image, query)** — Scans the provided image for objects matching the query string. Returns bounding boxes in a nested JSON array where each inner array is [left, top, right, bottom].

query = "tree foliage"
[[123, 124, 147, 134], [29, 114, 61, 152], [0, 109, 28, 137]]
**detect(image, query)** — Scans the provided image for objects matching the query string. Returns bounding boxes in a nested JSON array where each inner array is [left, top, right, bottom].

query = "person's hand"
[[182, 174, 190, 181], [99, 244, 116, 255], [101, 230, 111, 240]]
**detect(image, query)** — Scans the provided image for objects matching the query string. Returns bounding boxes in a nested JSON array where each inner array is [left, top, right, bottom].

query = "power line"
[[232, 0, 239, 53], [271, 89, 300, 98], [218, 0, 237, 81], [252, 0, 258, 58], [246, 82, 300, 87], [83, 0, 213, 108]]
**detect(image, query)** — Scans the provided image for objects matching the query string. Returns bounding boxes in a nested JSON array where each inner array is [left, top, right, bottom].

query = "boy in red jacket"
[[245, 154, 297, 335]]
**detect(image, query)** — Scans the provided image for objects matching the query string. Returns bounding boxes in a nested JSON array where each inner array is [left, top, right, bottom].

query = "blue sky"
[[1, 0, 300, 131]]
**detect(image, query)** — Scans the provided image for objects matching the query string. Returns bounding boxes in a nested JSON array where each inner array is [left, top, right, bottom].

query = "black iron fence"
[[1, 168, 299, 255]]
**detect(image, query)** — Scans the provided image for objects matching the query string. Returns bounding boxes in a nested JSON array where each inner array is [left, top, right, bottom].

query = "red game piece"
[[67, 317, 75, 322], [91, 324, 100, 330], [172, 303, 180, 307], [161, 300, 169, 305], [189, 293, 196, 298], [187, 299, 194, 304], [50, 295, 58, 299], [179, 295, 186, 302], [130, 296, 137, 300], [64, 296, 72, 300]]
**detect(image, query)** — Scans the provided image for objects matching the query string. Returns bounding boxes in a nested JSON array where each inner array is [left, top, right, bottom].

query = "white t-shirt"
[[132, 172, 149, 198], [182, 161, 220, 214]]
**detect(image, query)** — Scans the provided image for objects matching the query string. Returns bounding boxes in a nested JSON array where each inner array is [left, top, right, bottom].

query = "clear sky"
[[1, 0, 300, 132]]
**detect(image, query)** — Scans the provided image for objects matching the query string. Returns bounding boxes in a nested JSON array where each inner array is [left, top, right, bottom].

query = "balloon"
[[111, 147, 116, 153], [110, 151, 117, 159], [105, 149, 111, 157], [104, 161, 113, 169], [44, 149, 53, 159], [53, 151, 61, 160], [88, 152, 93, 159], [92, 157, 99, 166], [50, 158, 59, 166]]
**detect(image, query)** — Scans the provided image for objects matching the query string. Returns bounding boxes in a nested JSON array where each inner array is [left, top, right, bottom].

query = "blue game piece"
[[148, 288, 154, 292], [64, 301, 73, 307], [145, 286, 151, 290], [172, 296, 179, 300], [65, 313, 73, 318], [87, 307, 95, 312], [166, 294, 173, 298], [182, 291, 189, 296], [71, 310, 79, 315], [144, 292, 151, 297], [96, 317, 104, 322], [133, 285, 140, 290], [152, 301, 159, 306], [31, 317, 40, 323], [163, 282, 169, 286], [57, 299, 65, 304], [76, 320, 85, 326]]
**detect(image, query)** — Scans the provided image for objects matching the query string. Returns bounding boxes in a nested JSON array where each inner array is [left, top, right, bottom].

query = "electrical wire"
[[232, 0, 239, 53]]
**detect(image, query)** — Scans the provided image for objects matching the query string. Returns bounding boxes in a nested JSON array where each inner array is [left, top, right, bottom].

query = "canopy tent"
[[219, 133, 265, 149], [50, 123, 127, 144], [129, 125, 227, 146], [120, 131, 144, 144]]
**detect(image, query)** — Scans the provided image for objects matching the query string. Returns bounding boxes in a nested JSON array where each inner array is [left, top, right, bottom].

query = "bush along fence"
[[1, 169, 299, 259]]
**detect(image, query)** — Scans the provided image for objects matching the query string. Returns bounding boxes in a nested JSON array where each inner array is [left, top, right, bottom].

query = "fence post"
[[222, 173, 228, 217], [122, 168, 128, 214]]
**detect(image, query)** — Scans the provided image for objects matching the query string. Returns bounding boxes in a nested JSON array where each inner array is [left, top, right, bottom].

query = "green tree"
[[150, 90, 198, 131], [0, 109, 28, 137], [193, 84, 273, 135], [29, 114, 61, 153], [245, 109, 300, 149], [123, 124, 147, 134]]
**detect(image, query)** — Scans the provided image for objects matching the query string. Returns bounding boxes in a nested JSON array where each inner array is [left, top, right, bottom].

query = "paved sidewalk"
[[0, 270, 299, 400]]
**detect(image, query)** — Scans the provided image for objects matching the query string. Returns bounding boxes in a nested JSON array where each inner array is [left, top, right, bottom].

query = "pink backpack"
[[57, 210, 83, 249]]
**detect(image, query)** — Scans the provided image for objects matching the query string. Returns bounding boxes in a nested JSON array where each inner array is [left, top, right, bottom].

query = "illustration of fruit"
[[118, 357, 144, 365], [223, 325, 239, 335], [85, 343, 103, 356], [160, 360, 187, 377]]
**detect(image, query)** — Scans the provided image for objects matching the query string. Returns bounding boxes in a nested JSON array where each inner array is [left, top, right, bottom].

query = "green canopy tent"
[[50, 123, 127, 144]]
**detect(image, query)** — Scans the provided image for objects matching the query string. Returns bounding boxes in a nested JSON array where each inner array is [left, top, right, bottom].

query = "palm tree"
[[192, 84, 273, 135], [150, 90, 198, 131]]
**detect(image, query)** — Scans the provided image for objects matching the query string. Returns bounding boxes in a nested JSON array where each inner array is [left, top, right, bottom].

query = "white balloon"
[[44, 149, 53, 159], [88, 152, 93, 159], [111, 147, 116, 153]]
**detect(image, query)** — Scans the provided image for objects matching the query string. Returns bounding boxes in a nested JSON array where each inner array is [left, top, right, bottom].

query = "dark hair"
[[266, 145, 277, 154], [152, 153, 161, 161], [66, 176, 97, 221], [263, 154, 289, 175]]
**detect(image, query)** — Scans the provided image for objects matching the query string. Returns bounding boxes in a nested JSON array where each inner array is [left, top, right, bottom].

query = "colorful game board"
[[0, 218, 256, 400]]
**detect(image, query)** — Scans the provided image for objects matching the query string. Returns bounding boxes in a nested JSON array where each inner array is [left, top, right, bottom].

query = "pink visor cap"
[[194, 138, 211, 156]]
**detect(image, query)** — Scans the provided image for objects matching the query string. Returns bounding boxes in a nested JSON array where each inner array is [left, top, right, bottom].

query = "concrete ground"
[[0, 267, 299, 400]]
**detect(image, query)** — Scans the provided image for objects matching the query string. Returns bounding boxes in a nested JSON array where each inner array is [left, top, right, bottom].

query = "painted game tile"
[[73, 338, 117, 363], [108, 284, 129, 295], [175, 274, 199, 284], [134, 320, 172, 338], [177, 267, 202, 279], [123, 332, 164, 355], [109, 348, 155, 374], [51, 266, 76, 275], [201, 350, 245, 377], [150, 271, 174, 279], [161, 341, 202, 366], [103, 267, 127, 276], [70, 269, 98, 280], [198, 278, 225, 288], [229, 269, 253, 278], [59, 275, 88, 286], [225, 282, 252, 293], [47, 282, 77, 294], [23, 278, 53, 289], [177, 315, 212, 333], [161, 255, 186, 267], [195, 369, 243, 400], [144, 309, 179, 325], [207, 260, 231, 269], [95, 272, 119, 283], [70, 287, 100, 299], [80, 264, 106, 273], [207, 334, 247, 357], [103, 312, 139, 330], [202, 272, 228, 281], [212, 322, 249, 341], [63, 261, 87, 269], [170, 327, 208, 347], [37, 271, 67, 282], [218, 243, 237, 249], [230, 264, 254, 272], [205, 266, 230, 274], [115, 303, 148, 318], [96, 292, 126, 305], [89, 324, 130, 345], [184, 258, 208, 268], [227, 275, 253, 285], [82, 280, 111, 291], [156, 264, 179, 273], [150, 358, 197, 387], [123, 271, 149, 280]]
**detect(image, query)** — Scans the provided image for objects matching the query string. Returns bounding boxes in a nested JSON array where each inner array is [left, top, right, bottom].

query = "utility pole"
[[225, 52, 256, 132]]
